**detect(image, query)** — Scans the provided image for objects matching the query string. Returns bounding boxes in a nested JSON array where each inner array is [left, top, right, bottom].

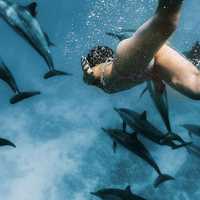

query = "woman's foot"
[[157, 0, 184, 12]]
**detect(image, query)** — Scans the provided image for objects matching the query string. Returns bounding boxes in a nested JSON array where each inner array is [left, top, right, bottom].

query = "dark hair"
[[86, 46, 114, 68]]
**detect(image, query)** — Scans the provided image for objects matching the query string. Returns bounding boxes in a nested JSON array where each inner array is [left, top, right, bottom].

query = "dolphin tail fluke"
[[0, 138, 16, 148], [10, 91, 41, 104], [44, 70, 72, 79], [154, 174, 175, 188]]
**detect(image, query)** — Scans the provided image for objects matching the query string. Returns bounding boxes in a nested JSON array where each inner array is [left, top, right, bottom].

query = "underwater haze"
[[0, 0, 200, 199]]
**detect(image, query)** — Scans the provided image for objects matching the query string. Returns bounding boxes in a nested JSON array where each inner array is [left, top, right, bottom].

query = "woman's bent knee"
[[183, 73, 200, 100]]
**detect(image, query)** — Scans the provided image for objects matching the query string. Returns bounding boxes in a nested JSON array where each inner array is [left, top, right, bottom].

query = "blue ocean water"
[[0, 0, 199, 199]]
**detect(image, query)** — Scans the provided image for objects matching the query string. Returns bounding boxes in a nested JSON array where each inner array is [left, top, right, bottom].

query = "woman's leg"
[[155, 45, 200, 100], [113, 0, 184, 75]]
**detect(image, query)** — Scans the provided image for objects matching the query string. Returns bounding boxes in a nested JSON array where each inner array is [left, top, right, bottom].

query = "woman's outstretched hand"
[[81, 56, 96, 85]]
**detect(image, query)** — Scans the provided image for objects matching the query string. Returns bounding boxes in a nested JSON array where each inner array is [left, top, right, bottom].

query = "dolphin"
[[102, 128, 174, 187], [114, 108, 191, 149], [183, 41, 200, 68], [0, 138, 16, 148], [0, 1, 70, 79], [91, 185, 146, 200], [0, 57, 40, 104]]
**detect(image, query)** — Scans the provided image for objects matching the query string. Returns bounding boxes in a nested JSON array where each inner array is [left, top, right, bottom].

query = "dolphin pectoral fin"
[[10, 91, 41, 104], [0, 63, 19, 93], [25, 2, 37, 17], [44, 32, 55, 47], [0, 138, 16, 148], [113, 141, 117, 153], [154, 174, 175, 188], [44, 70, 72, 79]]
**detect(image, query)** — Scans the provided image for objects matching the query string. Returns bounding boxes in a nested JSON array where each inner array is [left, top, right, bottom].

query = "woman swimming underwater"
[[81, 0, 200, 100]]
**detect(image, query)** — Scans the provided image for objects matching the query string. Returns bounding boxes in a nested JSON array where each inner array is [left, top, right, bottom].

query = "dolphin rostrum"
[[102, 128, 174, 187], [91, 185, 146, 200], [0, 57, 40, 104], [0, 1, 71, 79], [114, 108, 191, 149]]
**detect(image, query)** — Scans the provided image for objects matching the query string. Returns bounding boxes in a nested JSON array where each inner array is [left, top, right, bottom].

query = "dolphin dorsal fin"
[[125, 185, 132, 193], [140, 111, 147, 121], [25, 2, 37, 17]]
